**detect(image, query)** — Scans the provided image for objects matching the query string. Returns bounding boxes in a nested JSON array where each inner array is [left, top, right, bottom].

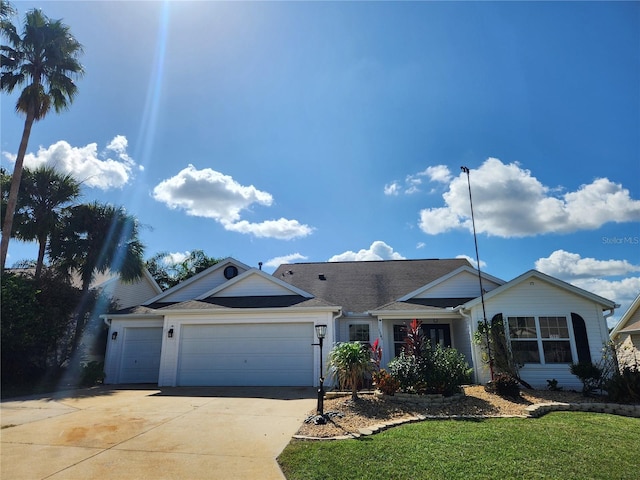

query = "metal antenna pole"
[[461, 166, 494, 380]]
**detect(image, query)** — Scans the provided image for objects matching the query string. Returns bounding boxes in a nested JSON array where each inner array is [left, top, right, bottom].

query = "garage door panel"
[[177, 323, 314, 386], [120, 327, 162, 384]]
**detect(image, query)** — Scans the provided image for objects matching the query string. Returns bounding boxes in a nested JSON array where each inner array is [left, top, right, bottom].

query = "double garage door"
[[177, 323, 314, 386]]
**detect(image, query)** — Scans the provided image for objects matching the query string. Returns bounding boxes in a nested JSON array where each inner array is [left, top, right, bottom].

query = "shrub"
[[388, 351, 421, 393], [546, 379, 562, 391], [422, 344, 472, 396], [79, 361, 105, 386], [372, 369, 400, 395], [570, 362, 603, 395], [604, 366, 640, 403], [388, 345, 471, 396], [486, 373, 520, 398]]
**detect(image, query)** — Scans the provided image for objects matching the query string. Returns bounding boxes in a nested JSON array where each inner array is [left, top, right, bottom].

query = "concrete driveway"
[[1, 385, 315, 480]]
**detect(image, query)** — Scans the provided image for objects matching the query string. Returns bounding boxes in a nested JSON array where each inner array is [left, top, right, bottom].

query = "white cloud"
[[384, 182, 400, 196], [456, 254, 487, 269], [153, 165, 273, 222], [223, 218, 313, 240], [153, 165, 313, 240], [384, 165, 452, 196], [264, 253, 308, 268], [535, 249, 640, 328], [421, 165, 452, 184], [165, 251, 190, 265], [419, 158, 640, 237], [2, 136, 138, 189], [328, 240, 406, 262], [535, 250, 640, 279]]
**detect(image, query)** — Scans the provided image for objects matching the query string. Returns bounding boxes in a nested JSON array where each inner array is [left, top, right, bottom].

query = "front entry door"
[[422, 324, 451, 348]]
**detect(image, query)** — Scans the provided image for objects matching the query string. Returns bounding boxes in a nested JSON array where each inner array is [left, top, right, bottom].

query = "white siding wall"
[[337, 316, 374, 344], [416, 271, 501, 298], [215, 274, 296, 297], [471, 278, 610, 390], [105, 277, 161, 309], [451, 318, 475, 375]]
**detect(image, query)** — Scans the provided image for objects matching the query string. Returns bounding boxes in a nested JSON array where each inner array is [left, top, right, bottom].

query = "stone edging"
[[293, 402, 640, 441]]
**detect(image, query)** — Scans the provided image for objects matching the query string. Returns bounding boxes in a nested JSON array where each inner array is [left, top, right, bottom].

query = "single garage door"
[[119, 327, 163, 383], [177, 323, 314, 386]]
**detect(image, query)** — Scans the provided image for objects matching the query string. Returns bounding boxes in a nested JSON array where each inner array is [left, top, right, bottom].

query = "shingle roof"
[[272, 258, 472, 313]]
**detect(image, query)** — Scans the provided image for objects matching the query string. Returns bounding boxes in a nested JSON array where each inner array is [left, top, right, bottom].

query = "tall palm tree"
[[0, 8, 84, 270], [49, 202, 145, 354], [51, 202, 146, 294], [14, 165, 81, 278]]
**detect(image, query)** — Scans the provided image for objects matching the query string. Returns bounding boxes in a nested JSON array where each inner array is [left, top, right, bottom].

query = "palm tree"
[[327, 342, 374, 401], [0, 8, 84, 270], [14, 165, 80, 278], [49, 202, 145, 353]]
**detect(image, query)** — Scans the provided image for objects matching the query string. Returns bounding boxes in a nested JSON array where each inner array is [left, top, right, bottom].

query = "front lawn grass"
[[278, 412, 640, 480]]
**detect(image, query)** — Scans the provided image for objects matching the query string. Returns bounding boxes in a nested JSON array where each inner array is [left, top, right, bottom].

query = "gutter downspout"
[[458, 306, 480, 385], [604, 305, 620, 371]]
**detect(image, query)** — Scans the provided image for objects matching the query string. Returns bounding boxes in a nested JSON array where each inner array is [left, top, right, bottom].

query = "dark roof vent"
[[318, 273, 326, 280]]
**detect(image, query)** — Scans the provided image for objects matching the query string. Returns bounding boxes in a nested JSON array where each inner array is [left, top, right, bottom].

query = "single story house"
[[103, 257, 617, 390], [610, 293, 640, 369]]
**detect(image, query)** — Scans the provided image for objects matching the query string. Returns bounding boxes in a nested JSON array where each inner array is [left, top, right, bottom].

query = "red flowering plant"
[[370, 338, 400, 395]]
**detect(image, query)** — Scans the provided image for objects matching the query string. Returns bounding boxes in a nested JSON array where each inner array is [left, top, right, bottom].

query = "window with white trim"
[[349, 324, 370, 343], [508, 316, 572, 364]]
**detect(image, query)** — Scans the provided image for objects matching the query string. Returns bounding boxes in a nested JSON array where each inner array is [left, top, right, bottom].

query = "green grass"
[[278, 412, 640, 480]]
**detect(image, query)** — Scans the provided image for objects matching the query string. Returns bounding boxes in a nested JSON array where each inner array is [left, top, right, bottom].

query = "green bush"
[[486, 373, 520, 398], [604, 366, 640, 403], [570, 362, 603, 395], [79, 361, 105, 386], [387, 344, 471, 396], [387, 351, 421, 392]]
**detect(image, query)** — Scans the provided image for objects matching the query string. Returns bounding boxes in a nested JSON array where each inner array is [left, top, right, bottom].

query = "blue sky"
[[2, 1, 639, 326]]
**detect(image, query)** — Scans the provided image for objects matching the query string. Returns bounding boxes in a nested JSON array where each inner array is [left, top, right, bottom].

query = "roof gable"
[[144, 257, 252, 304], [398, 266, 504, 301], [197, 269, 314, 299], [273, 258, 472, 313], [611, 293, 640, 338], [461, 270, 617, 310]]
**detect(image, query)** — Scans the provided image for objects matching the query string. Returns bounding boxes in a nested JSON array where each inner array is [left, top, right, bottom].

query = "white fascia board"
[[196, 268, 315, 300], [100, 313, 165, 320], [144, 257, 251, 304], [610, 293, 640, 339], [397, 266, 505, 302], [371, 309, 462, 320], [142, 268, 163, 294], [461, 269, 617, 310], [160, 305, 342, 316]]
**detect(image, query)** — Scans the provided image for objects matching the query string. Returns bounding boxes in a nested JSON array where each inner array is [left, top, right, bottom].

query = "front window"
[[508, 316, 572, 364], [349, 324, 370, 343]]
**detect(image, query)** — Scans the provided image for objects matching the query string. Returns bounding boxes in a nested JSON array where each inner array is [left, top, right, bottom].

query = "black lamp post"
[[313, 324, 327, 416]]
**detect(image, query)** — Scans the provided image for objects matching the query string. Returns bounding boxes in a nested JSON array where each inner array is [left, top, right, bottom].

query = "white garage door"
[[119, 327, 163, 383], [177, 323, 314, 386]]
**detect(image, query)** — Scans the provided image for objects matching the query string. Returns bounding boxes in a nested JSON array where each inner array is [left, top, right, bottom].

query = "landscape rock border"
[[293, 400, 640, 441]]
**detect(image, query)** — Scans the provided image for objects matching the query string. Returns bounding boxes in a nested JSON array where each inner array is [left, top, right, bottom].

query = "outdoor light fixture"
[[168, 328, 174, 338], [111, 331, 118, 341], [313, 324, 328, 419], [315, 324, 327, 340]]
